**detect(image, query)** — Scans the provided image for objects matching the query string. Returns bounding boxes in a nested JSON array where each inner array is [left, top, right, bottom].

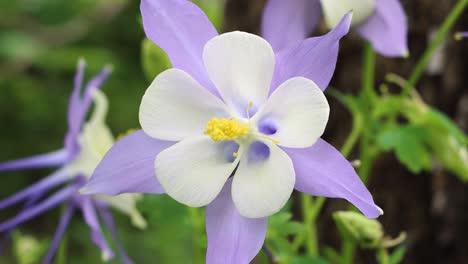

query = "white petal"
[[139, 69, 230, 141], [203, 31, 275, 116], [155, 136, 239, 207], [321, 0, 375, 28], [253, 77, 329, 148], [232, 141, 295, 218]]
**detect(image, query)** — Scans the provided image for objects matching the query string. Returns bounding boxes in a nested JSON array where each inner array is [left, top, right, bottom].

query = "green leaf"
[[377, 125, 432, 173], [141, 38, 171, 81], [266, 208, 307, 260], [269, 212, 306, 236], [389, 246, 407, 264]]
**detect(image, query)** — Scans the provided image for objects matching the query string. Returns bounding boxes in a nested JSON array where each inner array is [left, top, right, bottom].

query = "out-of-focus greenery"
[[0, 0, 223, 263]]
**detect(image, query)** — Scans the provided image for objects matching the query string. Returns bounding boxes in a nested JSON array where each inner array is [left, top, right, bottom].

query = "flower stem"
[[359, 42, 378, 185], [377, 248, 390, 264], [405, 0, 468, 95], [341, 239, 356, 264], [301, 194, 318, 255], [188, 207, 205, 264], [362, 43, 377, 104], [55, 233, 67, 264]]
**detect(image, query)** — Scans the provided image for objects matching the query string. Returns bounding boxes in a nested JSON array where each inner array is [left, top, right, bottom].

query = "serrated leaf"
[[377, 125, 431, 173], [269, 211, 306, 236]]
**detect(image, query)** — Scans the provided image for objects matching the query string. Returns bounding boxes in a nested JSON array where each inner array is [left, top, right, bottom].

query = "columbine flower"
[[262, 0, 408, 57], [82, 0, 381, 263], [0, 60, 145, 264]]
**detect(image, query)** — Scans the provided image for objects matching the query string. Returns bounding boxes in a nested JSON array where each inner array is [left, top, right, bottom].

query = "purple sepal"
[[82, 130, 174, 195], [0, 149, 69, 172], [140, 0, 220, 97], [357, 0, 408, 57], [283, 139, 382, 218], [0, 185, 76, 232], [261, 0, 322, 52], [78, 196, 115, 261], [66, 63, 112, 158], [270, 13, 352, 92], [42, 204, 75, 264], [98, 204, 135, 264], [206, 180, 267, 264], [0, 169, 70, 210]]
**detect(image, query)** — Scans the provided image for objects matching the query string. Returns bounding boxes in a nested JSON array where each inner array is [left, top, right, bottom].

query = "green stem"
[[341, 112, 364, 158], [341, 239, 356, 264], [362, 43, 377, 104], [377, 248, 390, 264], [405, 0, 468, 94], [301, 195, 318, 256], [56, 232, 67, 264], [359, 42, 378, 185], [189, 207, 204, 264]]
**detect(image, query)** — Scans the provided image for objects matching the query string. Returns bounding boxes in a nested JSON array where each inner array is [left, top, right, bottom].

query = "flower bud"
[[321, 0, 375, 28], [13, 231, 47, 264], [333, 211, 383, 248]]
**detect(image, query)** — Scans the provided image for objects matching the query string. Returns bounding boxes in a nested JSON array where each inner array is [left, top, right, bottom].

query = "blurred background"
[[0, 0, 467, 263]]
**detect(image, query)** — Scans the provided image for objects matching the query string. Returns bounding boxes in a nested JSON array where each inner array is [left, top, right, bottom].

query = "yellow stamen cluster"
[[204, 118, 249, 142]]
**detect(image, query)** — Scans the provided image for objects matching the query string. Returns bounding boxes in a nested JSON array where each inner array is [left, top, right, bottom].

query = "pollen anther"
[[204, 118, 249, 142]]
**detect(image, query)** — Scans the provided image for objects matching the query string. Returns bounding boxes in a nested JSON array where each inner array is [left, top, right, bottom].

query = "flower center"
[[204, 118, 249, 142]]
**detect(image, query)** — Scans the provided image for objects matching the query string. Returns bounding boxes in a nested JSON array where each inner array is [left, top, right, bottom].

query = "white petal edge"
[[96, 194, 147, 229], [139, 69, 230, 141], [320, 0, 375, 28], [203, 31, 275, 116], [155, 136, 239, 207], [232, 141, 295, 218], [253, 77, 329, 148]]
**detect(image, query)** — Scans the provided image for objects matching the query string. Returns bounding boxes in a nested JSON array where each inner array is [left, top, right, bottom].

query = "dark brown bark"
[[224, 1, 468, 263]]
